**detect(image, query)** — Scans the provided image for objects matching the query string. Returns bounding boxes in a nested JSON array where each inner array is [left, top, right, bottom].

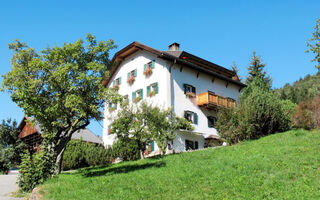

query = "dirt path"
[[0, 173, 22, 200]]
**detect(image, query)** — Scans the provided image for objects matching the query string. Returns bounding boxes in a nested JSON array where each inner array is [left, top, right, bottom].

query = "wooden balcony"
[[197, 91, 236, 109]]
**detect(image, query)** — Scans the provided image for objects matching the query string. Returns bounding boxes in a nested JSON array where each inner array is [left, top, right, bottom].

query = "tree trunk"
[[54, 145, 66, 175], [140, 150, 145, 159]]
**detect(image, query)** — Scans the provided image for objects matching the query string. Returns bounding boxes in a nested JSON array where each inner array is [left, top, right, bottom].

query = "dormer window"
[[183, 84, 196, 98]]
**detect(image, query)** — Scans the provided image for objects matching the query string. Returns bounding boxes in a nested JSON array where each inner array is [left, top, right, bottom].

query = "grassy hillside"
[[40, 129, 320, 199]]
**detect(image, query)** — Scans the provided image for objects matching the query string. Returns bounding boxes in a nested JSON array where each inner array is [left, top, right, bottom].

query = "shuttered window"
[[183, 84, 196, 94], [184, 111, 198, 124]]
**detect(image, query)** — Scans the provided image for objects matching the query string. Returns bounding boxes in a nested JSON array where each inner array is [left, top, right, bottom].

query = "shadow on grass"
[[82, 161, 166, 177]]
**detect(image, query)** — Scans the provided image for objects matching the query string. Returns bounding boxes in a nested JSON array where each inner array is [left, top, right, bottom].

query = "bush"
[[112, 138, 140, 161], [18, 147, 55, 192], [217, 77, 294, 144], [62, 139, 112, 171], [292, 95, 320, 129]]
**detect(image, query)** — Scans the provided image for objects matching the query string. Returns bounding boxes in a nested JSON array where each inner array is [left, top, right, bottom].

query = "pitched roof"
[[102, 41, 246, 88], [18, 117, 103, 144]]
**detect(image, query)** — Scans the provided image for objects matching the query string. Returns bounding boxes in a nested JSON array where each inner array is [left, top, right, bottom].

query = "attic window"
[[184, 84, 196, 98]]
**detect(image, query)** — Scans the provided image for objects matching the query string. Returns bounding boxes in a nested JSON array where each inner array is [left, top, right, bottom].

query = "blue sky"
[[0, 0, 319, 136]]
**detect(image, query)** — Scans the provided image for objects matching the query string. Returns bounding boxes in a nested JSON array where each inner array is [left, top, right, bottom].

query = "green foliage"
[[217, 77, 292, 144], [0, 118, 25, 174], [306, 18, 320, 70], [292, 95, 320, 129], [112, 139, 140, 161], [245, 51, 272, 88], [1, 34, 118, 173], [18, 140, 55, 192], [62, 139, 112, 170], [41, 130, 320, 200], [277, 72, 320, 104], [110, 101, 193, 159]]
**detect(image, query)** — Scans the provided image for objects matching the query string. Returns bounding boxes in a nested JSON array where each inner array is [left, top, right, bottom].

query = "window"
[[147, 82, 158, 96], [184, 111, 198, 124], [127, 69, 137, 79], [108, 102, 117, 112], [124, 95, 129, 103], [144, 60, 155, 70], [113, 77, 122, 86], [183, 84, 196, 97], [132, 89, 143, 101], [207, 116, 217, 128], [185, 140, 199, 150]]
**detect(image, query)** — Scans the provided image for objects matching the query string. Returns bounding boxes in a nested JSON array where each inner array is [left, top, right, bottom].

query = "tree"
[[110, 101, 193, 159], [306, 18, 320, 70], [231, 62, 241, 81], [1, 34, 118, 174], [0, 119, 25, 174], [246, 51, 272, 88]]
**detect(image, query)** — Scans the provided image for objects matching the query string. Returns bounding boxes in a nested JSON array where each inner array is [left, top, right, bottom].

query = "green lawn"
[[40, 129, 320, 199]]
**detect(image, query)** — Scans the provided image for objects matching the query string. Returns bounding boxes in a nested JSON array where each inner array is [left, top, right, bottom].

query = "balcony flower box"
[[113, 85, 119, 91], [133, 97, 141, 103], [147, 91, 156, 97], [143, 67, 153, 77], [127, 76, 135, 85], [186, 91, 196, 98]]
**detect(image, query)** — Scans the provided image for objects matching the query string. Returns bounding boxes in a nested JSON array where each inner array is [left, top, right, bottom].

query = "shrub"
[[18, 146, 55, 192], [62, 140, 112, 171], [217, 77, 293, 144], [112, 138, 140, 161]]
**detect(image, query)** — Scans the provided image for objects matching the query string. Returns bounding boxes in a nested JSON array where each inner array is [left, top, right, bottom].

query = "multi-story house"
[[102, 42, 245, 153]]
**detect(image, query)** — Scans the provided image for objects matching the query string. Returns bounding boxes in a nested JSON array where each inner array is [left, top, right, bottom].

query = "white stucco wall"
[[103, 50, 171, 146], [102, 49, 242, 152], [171, 63, 241, 138]]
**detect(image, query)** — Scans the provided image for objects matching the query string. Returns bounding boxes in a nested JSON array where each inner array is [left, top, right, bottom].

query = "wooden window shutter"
[[151, 60, 155, 68], [118, 77, 121, 85], [155, 82, 158, 94], [193, 113, 198, 124], [132, 92, 136, 100], [113, 80, 115, 86], [144, 64, 147, 71], [183, 84, 187, 94], [147, 85, 150, 96], [151, 141, 155, 151], [108, 103, 112, 108], [127, 72, 130, 79], [115, 103, 117, 109], [184, 111, 188, 119], [195, 141, 199, 149], [140, 89, 143, 99], [133, 69, 137, 77]]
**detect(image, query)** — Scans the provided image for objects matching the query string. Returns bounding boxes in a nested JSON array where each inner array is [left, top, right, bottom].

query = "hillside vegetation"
[[40, 129, 320, 199], [277, 72, 320, 104]]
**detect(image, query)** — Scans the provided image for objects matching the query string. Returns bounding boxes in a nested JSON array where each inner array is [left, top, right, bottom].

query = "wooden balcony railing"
[[197, 91, 236, 109]]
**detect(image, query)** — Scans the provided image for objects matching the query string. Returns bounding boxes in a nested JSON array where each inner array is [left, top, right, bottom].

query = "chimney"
[[168, 42, 180, 51]]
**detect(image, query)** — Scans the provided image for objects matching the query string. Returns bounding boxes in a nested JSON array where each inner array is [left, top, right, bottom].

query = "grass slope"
[[41, 129, 320, 199]]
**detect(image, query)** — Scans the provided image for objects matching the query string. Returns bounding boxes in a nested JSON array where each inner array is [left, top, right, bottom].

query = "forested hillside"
[[277, 72, 320, 104]]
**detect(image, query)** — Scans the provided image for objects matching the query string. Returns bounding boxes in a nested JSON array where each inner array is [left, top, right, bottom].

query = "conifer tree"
[[246, 51, 272, 88]]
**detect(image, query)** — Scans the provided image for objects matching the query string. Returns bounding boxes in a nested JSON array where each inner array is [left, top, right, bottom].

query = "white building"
[[102, 42, 245, 153]]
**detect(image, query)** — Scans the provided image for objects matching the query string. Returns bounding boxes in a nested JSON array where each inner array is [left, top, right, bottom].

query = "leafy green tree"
[[0, 119, 25, 174], [1, 34, 118, 174], [217, 77, 293, 144], [110, 101, 193, 159], [246, 51, 272, 88], [306, 18, 320, 70]]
